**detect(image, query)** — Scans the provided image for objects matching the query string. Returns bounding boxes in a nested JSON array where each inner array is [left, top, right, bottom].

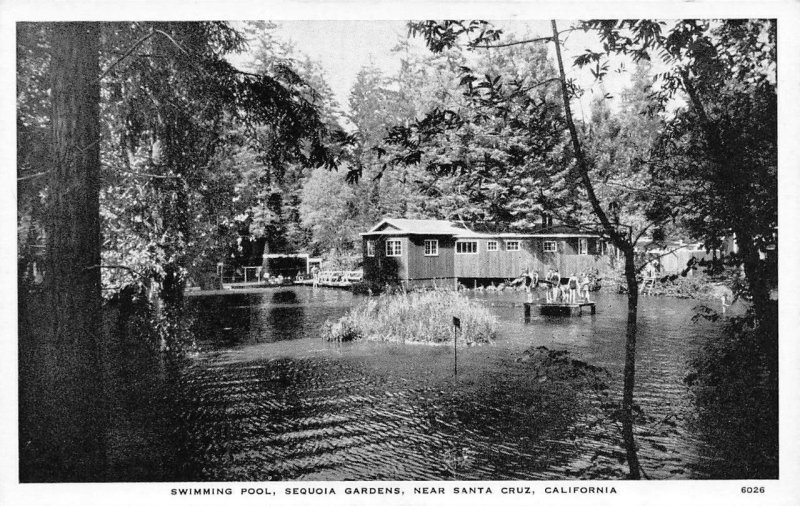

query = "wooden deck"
[[524, 301, 596, 320]]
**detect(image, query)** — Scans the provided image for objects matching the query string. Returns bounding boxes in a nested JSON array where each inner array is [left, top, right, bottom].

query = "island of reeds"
[[323, 290, 497, 344]]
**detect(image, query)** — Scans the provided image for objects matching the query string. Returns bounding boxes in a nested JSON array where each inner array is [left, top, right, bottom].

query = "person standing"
[[550, 269, 561, 302], [524, 269, 539, 302], [580, 272, 592, 302], [544, 269, 553, 302], [311, 265, 320, 288], [568, 273, 579, 303], [522, 269, 532, 292]]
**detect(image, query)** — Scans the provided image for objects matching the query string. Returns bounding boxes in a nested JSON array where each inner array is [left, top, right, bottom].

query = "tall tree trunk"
[[684, 73, 777, 389], [622, 247, 642, 479], [550, 20, 641, 479], [22, 22, 105, 481], [737, 235, 772, 328], [736, 232, 778, 396]]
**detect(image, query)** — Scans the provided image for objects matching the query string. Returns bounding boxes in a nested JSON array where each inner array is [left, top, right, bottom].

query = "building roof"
[[361, 218, 601, 238], [362, 218, 470, 236]]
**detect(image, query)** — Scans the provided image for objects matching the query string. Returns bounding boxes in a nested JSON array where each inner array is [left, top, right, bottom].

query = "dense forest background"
[[19, 21, 671, 288], [20, 20, 776, 290]]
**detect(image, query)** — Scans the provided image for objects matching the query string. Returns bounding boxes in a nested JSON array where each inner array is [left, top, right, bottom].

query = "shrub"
[[323, 290, 497, 344]]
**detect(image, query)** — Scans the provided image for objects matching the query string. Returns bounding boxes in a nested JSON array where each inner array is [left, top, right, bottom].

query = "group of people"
[[519, 268, 592, 304]]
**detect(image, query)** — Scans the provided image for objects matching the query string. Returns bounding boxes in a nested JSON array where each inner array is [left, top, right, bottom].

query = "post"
[[453, 316, 460, 377]]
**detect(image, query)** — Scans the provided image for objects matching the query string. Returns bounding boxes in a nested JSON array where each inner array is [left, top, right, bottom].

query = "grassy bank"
[[323, 290, 497, 344]]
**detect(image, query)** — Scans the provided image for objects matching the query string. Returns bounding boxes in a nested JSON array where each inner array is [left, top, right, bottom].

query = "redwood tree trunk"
[[21, 22, 106, 481]]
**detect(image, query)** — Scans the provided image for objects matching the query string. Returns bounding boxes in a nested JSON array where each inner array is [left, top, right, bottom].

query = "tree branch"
[[601, 180, 688, 198], [118, 170, 181, 179], [518, 77, 562, 94], [472, 35, 553, 49], [633, 221, 658, 246], [99, 30, 158, 80], [471, 28, 580, 49], [18, 171, 49, 182], [550, 21, 627, 250], [85, 264, 147, 278]]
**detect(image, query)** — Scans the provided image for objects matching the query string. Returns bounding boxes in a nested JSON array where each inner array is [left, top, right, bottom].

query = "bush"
[[683, 311, 778, 478], [614, 266, 739, 300], [323, 290, 497, 344]]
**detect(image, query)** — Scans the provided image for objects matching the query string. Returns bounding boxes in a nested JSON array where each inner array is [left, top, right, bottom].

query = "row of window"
[[366, 238, 594, 257]]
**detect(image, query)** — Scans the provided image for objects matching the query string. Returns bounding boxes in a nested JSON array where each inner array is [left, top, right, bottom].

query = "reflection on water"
[[113, 287, 774, 480], [190, 289, 352, 346]]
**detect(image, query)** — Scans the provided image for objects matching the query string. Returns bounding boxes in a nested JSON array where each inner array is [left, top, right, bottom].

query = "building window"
[[596, 240, 605, 255], [505, 240, 520, 251], [543, 241, 557, 253], [487, 240, 498, 251], [386, 239, 402, 257], [424, 239, 439, 256], [366, 240, 375, 257], [578, 238, 588, 255], [456, 240, 478, 254]]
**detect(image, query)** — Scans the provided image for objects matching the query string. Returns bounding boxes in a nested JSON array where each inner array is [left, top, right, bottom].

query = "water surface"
[[117, 287, 773, 480]]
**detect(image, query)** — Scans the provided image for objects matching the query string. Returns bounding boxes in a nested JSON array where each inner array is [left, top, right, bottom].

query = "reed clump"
[[323, 290, 497, 344]]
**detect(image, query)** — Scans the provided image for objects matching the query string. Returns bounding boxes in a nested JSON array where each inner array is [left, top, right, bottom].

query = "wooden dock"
[[294, 270, 363, 289], [524, 301, 596, 320], [295, 279, 352, 289]]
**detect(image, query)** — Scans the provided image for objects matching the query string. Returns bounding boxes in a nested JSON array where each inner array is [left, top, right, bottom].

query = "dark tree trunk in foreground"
[[683, 75, 777, 389], [20, 22, 106, 481], [621, 247, 642, 478], [551, 20, 641, 479]]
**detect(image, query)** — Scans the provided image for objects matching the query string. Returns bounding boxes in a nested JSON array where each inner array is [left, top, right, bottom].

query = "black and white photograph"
[[3, 1, 798, 504]]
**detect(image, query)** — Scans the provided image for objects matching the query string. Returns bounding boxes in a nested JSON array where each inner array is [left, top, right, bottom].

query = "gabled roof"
[[361, 218, 602, 238], [362, 218, 470, 236]]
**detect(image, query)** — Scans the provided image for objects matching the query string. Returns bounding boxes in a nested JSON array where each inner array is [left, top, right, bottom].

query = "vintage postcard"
[[2, 1, 798, 505]]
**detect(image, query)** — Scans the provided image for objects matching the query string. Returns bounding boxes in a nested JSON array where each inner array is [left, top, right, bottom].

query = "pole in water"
[[452, 316, 461, 377]]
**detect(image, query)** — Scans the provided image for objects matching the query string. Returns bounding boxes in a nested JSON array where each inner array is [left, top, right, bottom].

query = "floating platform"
[[524, 301, 596, 320]]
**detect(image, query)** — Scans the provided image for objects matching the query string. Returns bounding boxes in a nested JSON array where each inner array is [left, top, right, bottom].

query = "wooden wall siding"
[[651, 249, 715, 274], [454, 238, 612, 279], [362, 236, 409, 282], [364, 235, 614, 284], [559, 255, 609, 276], [459, 239, 532, 279], [406, 236, 456, 281], [454, 239, 543, 278]]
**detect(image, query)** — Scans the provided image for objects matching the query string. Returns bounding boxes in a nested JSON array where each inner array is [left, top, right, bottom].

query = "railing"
[[313, 270, 363, 285]]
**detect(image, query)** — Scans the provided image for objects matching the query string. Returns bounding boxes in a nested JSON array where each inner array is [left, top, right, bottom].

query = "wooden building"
[[361, 218, 613, 288]]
